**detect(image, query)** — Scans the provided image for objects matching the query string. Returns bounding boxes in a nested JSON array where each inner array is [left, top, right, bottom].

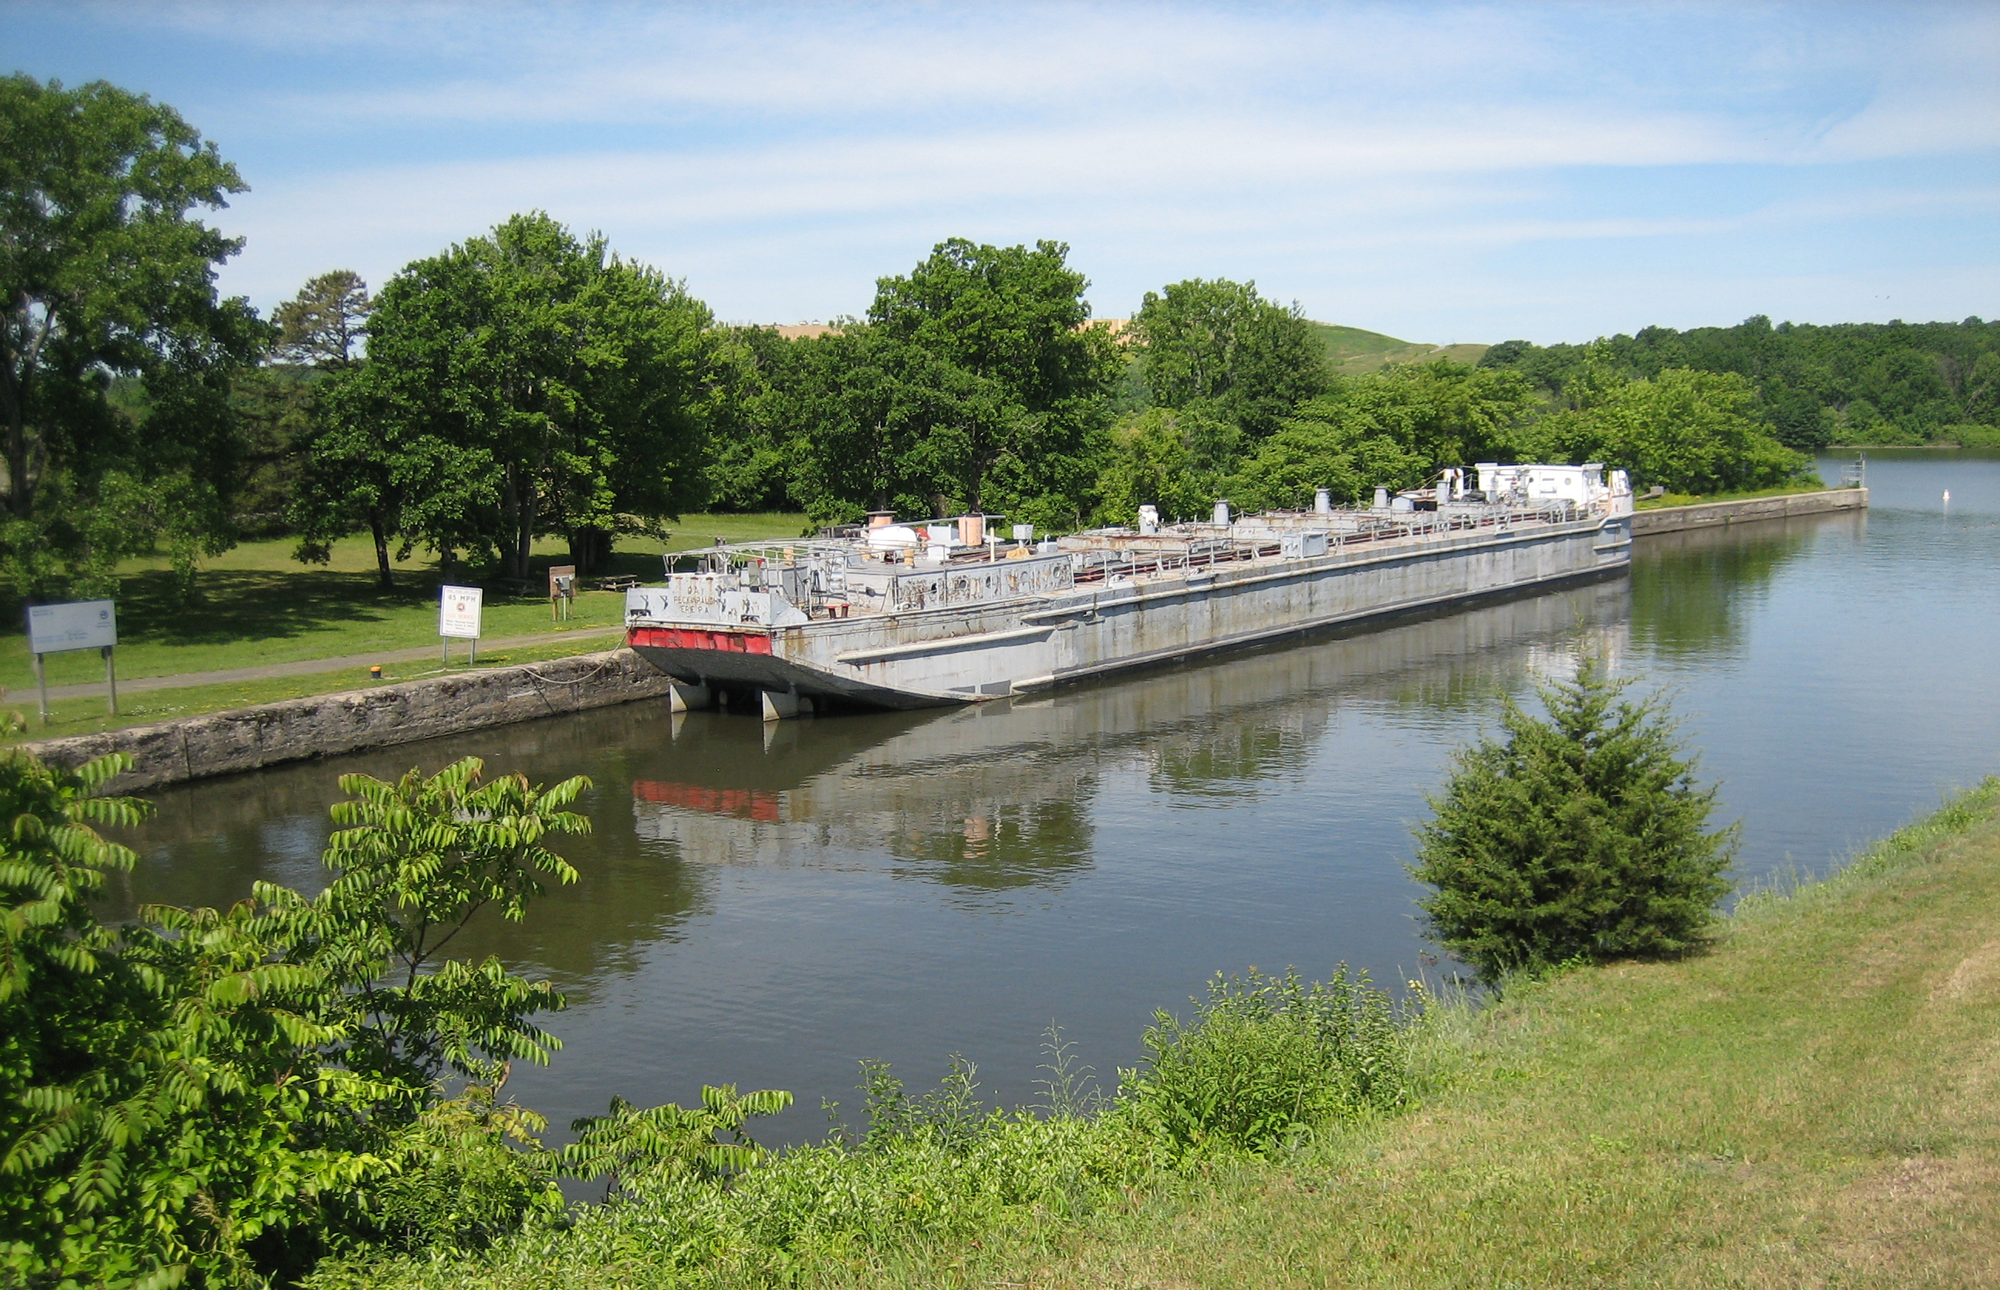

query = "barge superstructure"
[[624, 465, 1634, 715]]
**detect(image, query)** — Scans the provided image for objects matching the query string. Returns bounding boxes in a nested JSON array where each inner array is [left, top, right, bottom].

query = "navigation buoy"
[[1943, 490, 1951, 505]]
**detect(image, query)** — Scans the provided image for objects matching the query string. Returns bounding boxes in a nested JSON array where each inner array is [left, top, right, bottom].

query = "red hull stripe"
[[627, 626, 773, 654], [631, 779, 782, 821]]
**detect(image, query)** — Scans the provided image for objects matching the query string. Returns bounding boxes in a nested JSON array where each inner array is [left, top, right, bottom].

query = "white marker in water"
[[1943, 489, 1951, 505]]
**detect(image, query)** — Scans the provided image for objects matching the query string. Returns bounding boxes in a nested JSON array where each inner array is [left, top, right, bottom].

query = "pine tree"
[[1411, 657, 1737, 981]]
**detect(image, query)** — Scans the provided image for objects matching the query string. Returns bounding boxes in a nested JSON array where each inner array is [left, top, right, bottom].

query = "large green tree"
[[273, 269, 370, 369], [702, 325, 802, 513], [301, 214, 715, 578], [1131, 278, 1330, 442], [239, 271, 376, 562], [1514, 366, 1809, 494], [0, 74, 263, 598], [789, 239, 1120, 531], [1228, 361, 1532, 510]]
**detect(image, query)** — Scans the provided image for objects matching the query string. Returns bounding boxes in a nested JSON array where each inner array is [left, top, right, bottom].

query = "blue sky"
[[6, 2, 1996, 342]]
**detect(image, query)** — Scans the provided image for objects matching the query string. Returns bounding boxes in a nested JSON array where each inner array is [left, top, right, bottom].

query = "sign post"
[[438, 585, 483, 665], [548, 565, 576, 622], [26, 600, 118, 724]]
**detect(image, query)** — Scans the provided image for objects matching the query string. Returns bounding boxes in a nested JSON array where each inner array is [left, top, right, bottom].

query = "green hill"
[[1310, 321, 1489, 375]]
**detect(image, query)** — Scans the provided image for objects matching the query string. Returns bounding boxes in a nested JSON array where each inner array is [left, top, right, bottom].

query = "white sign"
[[438, 585, 484, 639], [28, 600, 117, 654]]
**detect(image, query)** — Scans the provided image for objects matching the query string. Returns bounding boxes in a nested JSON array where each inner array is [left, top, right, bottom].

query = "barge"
[[624, 465, 1634, 717]]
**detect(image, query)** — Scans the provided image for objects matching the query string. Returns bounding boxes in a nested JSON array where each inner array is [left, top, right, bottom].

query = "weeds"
[[1120, 966, 1425, 1158], [310, 966, 1429, 1289], [1033, 1024, 1105, 1119]]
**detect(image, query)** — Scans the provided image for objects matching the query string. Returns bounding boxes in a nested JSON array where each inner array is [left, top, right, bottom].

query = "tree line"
[[1479, 316, 2000, 450], [7, 72, 1903, 606]]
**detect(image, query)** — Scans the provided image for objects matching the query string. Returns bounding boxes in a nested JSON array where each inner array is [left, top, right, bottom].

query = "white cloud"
[[45, 1, 1987, 340]]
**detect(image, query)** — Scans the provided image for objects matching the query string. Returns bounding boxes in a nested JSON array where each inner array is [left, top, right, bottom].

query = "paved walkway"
[[19, 626, 626, 703]]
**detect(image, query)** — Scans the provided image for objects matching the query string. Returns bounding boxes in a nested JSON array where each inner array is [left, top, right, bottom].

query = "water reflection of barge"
[[626, 572, 1632, 890], [625, 466, 1634, 714]]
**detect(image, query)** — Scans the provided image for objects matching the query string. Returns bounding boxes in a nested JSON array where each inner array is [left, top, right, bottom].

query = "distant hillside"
[[1309, 322, 1488, 374], [769, 318, 1488, 373]]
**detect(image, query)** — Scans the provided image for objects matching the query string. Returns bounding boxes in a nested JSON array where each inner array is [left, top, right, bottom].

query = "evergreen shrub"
[[1410, 658, 1737, 981]]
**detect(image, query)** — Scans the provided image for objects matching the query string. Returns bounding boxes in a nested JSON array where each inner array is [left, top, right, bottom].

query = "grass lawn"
[[0, 636, 626, 747], [1, 514, 807, 696], [922, 782, 2000, 1289]]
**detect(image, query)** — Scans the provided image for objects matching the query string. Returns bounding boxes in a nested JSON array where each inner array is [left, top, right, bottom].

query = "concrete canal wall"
[[1631, 487, 1867, 536], [21, 648, 677, 793]]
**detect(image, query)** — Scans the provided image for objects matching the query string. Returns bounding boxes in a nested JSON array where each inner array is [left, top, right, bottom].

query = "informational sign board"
[[438, 585, 484, 640], [25, 599, 120, 723], [548, 565, 576, 622], [27, 600, 117, 654]]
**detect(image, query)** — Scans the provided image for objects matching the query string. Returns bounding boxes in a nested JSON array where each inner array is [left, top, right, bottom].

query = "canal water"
[[109, 452, 2000, 1140]]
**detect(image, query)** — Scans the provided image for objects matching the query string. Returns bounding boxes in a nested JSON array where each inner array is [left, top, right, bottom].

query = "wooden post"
[[33, 653, 48, 726], [102, 645, 117, 716]]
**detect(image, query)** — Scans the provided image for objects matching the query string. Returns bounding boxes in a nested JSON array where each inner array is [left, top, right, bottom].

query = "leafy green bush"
[[562, 1084, 793, 1199], [325, 971, 1432, 1289], [370, 1083, 564, 1254], [1093, 405, 1237, 525], [1938, 422, 2000, 448], [1410, 658, 1738, 981], [1120, 967, 1421, 1157], [0, 751, 591, 1288]]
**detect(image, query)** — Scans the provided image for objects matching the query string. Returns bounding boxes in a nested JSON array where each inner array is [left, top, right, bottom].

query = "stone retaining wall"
[[20, 647, 676, 793], [1630, 487, 1867, 536]]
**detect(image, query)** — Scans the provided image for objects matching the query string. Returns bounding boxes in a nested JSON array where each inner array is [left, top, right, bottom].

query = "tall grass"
[[1121, 967, 1424, 1158]]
